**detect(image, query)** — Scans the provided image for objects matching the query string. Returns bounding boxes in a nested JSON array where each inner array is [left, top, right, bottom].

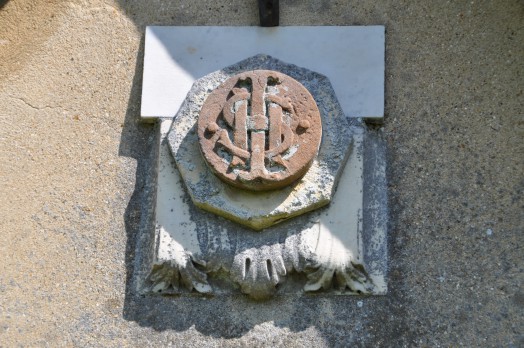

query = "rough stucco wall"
[[0, 0, 522, 346]]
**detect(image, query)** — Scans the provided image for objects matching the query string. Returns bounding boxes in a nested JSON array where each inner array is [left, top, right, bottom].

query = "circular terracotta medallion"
[[197, 70, 322, 191]]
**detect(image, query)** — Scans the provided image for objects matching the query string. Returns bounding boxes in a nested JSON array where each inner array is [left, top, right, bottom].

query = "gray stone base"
[[134, 118, 387, 300]]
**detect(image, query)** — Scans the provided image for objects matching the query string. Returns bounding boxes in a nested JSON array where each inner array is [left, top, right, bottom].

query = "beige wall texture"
[[0, 0, 522, 346]]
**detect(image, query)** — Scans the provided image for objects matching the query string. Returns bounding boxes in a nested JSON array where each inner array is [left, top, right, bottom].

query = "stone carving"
[[198, 70, 322, 191], [143, 55, 388, 300], [168, 59, 352, 231]]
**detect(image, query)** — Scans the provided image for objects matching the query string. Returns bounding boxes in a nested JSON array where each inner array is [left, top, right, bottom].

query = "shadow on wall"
[[114, 0, 406, 343]]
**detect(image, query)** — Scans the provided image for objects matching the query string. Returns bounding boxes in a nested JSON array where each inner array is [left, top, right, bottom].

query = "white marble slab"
[[141, 26, 384, 122]]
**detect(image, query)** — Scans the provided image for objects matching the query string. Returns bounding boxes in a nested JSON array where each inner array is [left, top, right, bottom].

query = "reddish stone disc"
[[198, 70, 322, 191]]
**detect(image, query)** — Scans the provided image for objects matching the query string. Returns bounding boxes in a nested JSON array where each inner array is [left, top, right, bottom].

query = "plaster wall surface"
[[0, 0, 522, 346]]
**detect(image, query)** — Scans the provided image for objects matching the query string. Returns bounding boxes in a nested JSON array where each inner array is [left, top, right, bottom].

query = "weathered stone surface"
[[143, 118, 387, 300], [146, 59, 386, 299], [3, 1, 521, 346], [168, 55, 352, 230], [198, 70, 322, 191]]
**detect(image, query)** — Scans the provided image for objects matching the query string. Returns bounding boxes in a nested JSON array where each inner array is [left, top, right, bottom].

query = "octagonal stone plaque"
[[167, 55, 353, 230], [136, 28, 387, 301]]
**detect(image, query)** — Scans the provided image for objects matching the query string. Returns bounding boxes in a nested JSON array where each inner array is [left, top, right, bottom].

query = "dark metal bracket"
[[258, 0, 279, 27]]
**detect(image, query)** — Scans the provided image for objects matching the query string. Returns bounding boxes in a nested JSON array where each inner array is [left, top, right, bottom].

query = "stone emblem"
[[167, 56, 356, 230], [144, 55, 388, 300], [198, 70, 322, 191]]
